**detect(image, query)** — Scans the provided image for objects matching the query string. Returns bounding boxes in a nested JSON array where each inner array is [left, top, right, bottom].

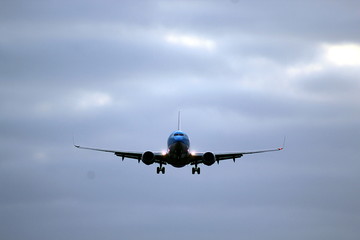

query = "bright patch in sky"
[[287, 43, 360, 77], [324, 43, 360, 66], [76, 91, 112, 110], [286, 63, 324, 77], [165, 33, 215, 50], [34, 151, 47, 161]]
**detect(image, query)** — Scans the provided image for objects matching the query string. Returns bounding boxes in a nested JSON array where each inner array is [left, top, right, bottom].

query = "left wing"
[[215, 147, 283, 161], [190, 147, 283, 165]]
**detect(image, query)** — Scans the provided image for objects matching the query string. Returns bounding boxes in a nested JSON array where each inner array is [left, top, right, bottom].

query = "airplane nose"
[[174, 136, 183, 142]]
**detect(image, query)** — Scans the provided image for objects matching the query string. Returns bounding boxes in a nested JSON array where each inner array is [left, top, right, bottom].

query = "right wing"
[[74, 144, 166, 163], [74, 144, 143, 160]]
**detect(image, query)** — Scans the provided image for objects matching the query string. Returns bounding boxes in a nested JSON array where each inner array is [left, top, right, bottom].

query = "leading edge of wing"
[[215, 147, 284, 161], [215, 136, 286, 161], [74, 144, 143, 160], [190, 147, 283, 164]]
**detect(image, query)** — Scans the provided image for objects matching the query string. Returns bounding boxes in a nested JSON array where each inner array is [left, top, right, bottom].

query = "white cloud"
[[286, 63, 324, 77], [165, 33, 215, 51], [323, 43, 360, 66], [286, 43, 360, 77], [76, 91, 112, 110]]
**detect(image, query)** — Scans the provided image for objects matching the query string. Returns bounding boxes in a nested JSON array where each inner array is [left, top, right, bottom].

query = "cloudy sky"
[[1, 0, 360, 239]]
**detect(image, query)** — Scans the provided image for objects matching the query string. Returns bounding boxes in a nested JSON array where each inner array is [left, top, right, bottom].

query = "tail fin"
[[177, 111, 181, 130]]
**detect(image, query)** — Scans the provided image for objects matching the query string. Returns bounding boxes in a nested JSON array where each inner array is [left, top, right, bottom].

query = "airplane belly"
[[167, 142, 190, 168], [169, 157, 189, 168]]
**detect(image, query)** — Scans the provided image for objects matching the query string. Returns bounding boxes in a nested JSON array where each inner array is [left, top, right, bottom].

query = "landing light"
[[161, 151, 167, 156]]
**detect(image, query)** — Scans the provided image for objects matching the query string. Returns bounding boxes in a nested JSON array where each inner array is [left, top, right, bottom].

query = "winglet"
[[278, 136, 286, 150], [73, 134, 80, 148]]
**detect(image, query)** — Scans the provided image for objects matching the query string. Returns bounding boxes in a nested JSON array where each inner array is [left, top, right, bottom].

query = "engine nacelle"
[[202, 152, 216, 166], [141, 151, 155, 165]]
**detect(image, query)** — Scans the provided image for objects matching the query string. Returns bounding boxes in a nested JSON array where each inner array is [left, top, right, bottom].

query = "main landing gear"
[[192, 167, 200, 175], [156, 166, 165, 174]]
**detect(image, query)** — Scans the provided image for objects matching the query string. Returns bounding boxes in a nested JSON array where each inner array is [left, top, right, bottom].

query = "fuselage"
[[166, 130, 191, 167]]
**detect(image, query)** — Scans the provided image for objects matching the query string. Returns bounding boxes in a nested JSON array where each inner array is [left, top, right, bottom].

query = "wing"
[[74, 144, 143, 160], [190, 147, 283, 165], [215, 147, 283, 161], [74, 144, 167, 164]]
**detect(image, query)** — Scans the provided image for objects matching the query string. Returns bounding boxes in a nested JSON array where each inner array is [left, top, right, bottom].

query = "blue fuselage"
[[166, 131, 191, 167]]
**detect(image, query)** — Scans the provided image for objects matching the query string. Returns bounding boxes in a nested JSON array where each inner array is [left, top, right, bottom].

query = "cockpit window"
[[174, 133, 184, 136]]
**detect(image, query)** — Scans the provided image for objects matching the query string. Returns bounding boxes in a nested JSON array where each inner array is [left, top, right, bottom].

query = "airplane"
[[74, 114, 284, 174]]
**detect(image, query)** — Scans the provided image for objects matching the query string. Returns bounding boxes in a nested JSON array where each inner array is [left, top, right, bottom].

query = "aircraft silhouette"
[[75, 113, 284, 174]]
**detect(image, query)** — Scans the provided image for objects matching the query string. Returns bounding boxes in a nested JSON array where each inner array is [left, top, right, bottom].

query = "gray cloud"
[[1, 0, 360, 240]]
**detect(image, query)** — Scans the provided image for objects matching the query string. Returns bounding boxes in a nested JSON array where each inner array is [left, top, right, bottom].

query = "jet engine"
[[141, 151, 155, 165], [202, 152, 216, 166]]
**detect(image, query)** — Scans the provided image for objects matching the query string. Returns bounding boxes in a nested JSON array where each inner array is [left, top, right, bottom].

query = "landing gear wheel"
[[192, 167, 200, 175], [157, 166, 165, 174]]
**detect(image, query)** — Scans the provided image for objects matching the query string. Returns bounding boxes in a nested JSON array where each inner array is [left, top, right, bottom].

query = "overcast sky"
[[1, 0, 360, 239]]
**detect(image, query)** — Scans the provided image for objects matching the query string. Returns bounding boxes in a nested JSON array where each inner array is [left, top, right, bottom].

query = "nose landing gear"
[[192, 167, 200, 174], [156, 166, 165, 174]]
